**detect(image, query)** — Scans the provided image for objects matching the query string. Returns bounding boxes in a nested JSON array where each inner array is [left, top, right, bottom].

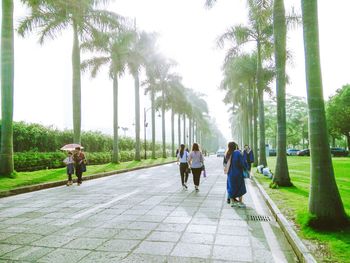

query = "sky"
[[2, 0, 350, 143]]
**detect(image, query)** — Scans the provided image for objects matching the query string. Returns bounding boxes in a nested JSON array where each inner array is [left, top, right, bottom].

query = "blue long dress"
[[227, 150, 247, 199]]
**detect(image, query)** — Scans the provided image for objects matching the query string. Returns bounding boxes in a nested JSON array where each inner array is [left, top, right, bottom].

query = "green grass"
[[255, 156, 350, 262], [0, 157, 175, 193]]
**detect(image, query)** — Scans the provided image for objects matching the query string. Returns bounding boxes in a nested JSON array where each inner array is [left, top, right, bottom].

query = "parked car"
[[287, 149, 299, 156], [268, 149, 276, 156], [216, 149, 225, 157], [297, 149, 310, 156], [330, 147, 349, 157]]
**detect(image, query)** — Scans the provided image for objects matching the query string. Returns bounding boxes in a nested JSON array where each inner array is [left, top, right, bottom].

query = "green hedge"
[[14, 150, 171, 172]]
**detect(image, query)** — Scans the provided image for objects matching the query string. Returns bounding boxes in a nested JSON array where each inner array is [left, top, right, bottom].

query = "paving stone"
[[163, 216, 192, 224], [2, 233, 43, 245], [135, 214, 167, 222], [180, 232, 215, 245], [146, 231, 181, 242], [186, 224, 217, 234], [83, 228, 119, 239], [134, 241, 175, 255], [252, 248, 275, 263], [156, 223, 188, 232], [64, 237, 106, 250], [212, 245, 253, 262], [167, 256, 210, 263], [171, 243, 212, 258], [1, 246, 54, 261], [114, 229, 151, 240], [96, 239, 140, 252], [215, 235, 251, 247], [126, 221, 159, 231], [121, 253, 167, 263], [79, 251, 127, 263], [0, 232, 16, 241], [37, 248, 90, 263], [32, 235, 76, 248], [217, 225, 250, 236], [0, 244, 21, 257]]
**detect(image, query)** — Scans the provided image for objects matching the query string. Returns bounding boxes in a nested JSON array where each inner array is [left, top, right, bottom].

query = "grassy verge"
[[255, 156, 350, 262], [0, 157, 176, 193]]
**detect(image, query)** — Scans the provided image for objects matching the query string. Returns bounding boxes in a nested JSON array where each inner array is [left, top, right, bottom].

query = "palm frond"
[[81, 56, 110, 78]]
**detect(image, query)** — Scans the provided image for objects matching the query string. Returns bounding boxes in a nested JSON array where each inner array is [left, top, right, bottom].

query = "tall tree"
[[81, 30, 133, 163], [273, 0, 292, 186], [19, 0, 122, 144], [0, 0, 15, 176], [301, 0, 347, 227]]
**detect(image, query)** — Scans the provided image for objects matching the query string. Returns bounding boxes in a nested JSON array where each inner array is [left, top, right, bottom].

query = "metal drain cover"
[[247, 214, 272, 222]]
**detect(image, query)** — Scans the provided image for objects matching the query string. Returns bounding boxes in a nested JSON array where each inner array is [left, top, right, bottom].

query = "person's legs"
[[75, 165, 82, 185], [179, 164, 187, 188], [192, 168, 201, 190]]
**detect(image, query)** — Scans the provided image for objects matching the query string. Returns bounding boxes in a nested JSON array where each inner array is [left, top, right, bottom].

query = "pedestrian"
[[63, 151, 74, 186], [226, 141, 247, 208], [73, 146, 86, 186], [177, 144, 189, 190], [243, 145, 254, 177], [188, 142, 205, 192]]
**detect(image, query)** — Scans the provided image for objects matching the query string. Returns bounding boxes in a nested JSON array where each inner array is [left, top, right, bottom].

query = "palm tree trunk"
[[178, 114, 181, 147], [346, 134, 350, 151], [253, 86, 258, 166], [257, 41, 267, 167], [161, 89, 166, 158], [0, 0, 14, 176], [248, 83, 254, 148], [72, 21, 81, 144], [151, 87, 156, 159], [112, 76, 119, 163], [273, 0, 292, 186], [183, 114, 186, 147], [134, 73, 141, 161], [171, 109, 175, 157], [302, 0, 347, 227]]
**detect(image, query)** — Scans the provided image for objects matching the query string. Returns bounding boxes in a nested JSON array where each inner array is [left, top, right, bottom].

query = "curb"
[[252, 176, 317, 263], [0, 160, 176, 198]]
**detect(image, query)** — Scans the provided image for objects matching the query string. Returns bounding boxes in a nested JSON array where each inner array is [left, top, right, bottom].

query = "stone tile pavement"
[[0, 156, 298, 262]]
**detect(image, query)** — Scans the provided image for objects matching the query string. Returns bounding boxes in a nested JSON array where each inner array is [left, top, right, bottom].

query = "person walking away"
[[188, 143, 204, 192], [177, 144, 190, 190], [227, 142, 247, 208], [63, 151, 74, 186], [243, 145, 254, 177], [224, 142, 236, 204], [73, 147, 86, 186]]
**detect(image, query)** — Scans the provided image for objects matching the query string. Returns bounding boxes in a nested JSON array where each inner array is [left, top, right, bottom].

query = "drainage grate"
[[247, 214, 272, 222]]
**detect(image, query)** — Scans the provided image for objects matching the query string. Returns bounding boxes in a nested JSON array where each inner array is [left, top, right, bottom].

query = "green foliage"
[[327, 84, 350, 145]]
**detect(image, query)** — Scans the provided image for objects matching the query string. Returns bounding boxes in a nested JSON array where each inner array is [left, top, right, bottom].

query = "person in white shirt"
[[177, 144, 190, 189], [63, 152, 74, 186], [188, 143, 205, 192]]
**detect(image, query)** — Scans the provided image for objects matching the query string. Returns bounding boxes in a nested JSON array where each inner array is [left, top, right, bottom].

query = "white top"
[[189, 151, 204, 168], [177, 151, 189, 163], [63, 156, 74, 165]]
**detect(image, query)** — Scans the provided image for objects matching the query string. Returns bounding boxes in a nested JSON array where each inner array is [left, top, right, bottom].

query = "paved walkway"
[[0, 156, 298, 262]]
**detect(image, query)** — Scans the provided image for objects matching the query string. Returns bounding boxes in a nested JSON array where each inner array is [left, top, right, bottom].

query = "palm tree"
[[81, 30, 133, 163], [18, 0, 123, 144], [217, 0, 273, 166], [301, 0, 347, 227], [0, 0, 15, 176], [127, 31, 157, 161]]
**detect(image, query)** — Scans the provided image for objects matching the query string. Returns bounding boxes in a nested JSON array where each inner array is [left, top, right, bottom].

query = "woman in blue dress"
[[226, 142, 247, 208]]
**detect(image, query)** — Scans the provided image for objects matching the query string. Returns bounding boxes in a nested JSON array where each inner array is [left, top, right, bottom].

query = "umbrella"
[[60, 143, 84, 151]]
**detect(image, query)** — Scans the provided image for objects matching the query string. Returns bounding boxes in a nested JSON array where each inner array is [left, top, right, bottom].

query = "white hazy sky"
[[2, 0, 350, 142]]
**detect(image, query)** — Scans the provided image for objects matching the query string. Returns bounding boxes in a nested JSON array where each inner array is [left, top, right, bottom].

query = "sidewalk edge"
[[0, 160, 176, 198], [252, 176, 317, 263]]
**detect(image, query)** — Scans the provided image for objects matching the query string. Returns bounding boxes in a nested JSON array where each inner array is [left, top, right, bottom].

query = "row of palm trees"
[[206, 0, 348, 228], [0, 0, 214, 174]]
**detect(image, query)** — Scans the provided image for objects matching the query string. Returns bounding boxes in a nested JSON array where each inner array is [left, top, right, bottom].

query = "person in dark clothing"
[[243, 145, 254, 173], [73, 147, 86, 186], [177, 144, 189, 189]]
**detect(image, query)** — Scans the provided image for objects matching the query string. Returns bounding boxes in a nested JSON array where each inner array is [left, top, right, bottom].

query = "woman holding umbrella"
[[73, 146, 86, 186]]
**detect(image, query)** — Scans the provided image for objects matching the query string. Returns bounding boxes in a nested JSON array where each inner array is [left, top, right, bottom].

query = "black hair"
[[180, 144, 185, 158]]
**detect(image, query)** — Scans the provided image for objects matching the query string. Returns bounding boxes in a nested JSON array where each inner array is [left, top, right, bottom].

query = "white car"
[[216, 149, 225, 157]]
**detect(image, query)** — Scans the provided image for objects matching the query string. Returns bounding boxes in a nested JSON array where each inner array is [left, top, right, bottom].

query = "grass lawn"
[[0, 157, 175, 193], [255, 156, 350, 262]]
